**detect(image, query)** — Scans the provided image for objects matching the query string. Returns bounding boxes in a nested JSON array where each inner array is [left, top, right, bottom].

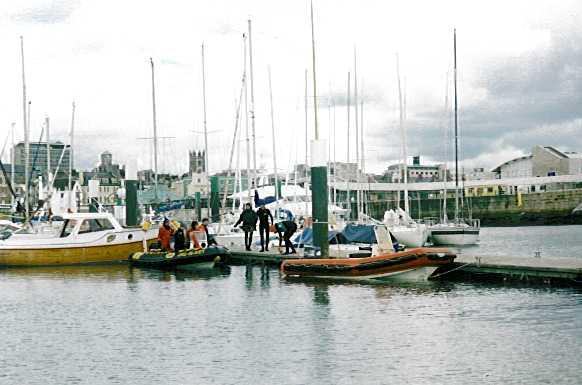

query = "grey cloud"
[[375, 21, 582, 168], [12, 0, 78, 24]]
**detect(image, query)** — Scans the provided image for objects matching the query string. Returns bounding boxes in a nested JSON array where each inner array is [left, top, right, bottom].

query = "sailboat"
[[430, 29, 480, 246], [382, 54, 429, 248]]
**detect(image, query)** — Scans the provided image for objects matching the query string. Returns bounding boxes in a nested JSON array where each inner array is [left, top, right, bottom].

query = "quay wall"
[[365, 189, 582, 226]]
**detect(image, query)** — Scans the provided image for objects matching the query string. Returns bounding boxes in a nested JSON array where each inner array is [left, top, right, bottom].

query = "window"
[[78, 218, 115, 234], [60, 220, 77, 237]]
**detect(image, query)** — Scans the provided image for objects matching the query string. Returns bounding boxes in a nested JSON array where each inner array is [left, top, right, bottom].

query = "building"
[[188, 150, 208, 195], [493, 145, 582, 178], [189, 150, 206, 175], [14, 141, 70, 178], [79, 151, 125, 206], [384, 156, 444, 183]]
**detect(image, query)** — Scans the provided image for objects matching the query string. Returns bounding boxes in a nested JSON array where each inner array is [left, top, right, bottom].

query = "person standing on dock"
[[234, 203, 258, 251], [275, 220, 298, 255], [256, 204, 274, 252]]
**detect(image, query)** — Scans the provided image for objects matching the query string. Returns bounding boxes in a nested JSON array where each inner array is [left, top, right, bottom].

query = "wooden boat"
[[281, 226, 456, 282], [129, 246, 229, 270], [0, 212, 158, 266]]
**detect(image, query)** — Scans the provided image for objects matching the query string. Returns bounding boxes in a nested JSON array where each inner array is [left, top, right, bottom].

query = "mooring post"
[[210, 175, 220, 222], [125, 160, 138, 226], [195, 191, 202, 220], [311, 139, 329, 258]]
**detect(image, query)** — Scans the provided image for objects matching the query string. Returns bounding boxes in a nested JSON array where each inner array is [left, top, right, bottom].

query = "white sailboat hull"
[[430, 224, 480, 246], [388, 224, 429, 248]]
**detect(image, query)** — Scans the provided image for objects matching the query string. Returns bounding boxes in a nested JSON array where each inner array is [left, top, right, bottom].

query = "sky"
[[0, 0, 581, 176]]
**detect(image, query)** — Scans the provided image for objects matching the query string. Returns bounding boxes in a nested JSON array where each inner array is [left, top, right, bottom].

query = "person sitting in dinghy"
[[158, 218, 174, 251], [187, 221, 202, 250]]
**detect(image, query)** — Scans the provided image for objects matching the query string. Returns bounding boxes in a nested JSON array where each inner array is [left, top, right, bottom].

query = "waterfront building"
[[383, 156, 444, 183], [493, 145, 582, 178]]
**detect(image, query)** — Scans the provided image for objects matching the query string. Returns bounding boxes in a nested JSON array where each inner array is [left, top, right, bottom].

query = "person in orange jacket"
[[157, 218, 174, 251]]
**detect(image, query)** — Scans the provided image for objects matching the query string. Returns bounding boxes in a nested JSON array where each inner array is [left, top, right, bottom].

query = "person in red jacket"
[[157, 218, 174, 251]]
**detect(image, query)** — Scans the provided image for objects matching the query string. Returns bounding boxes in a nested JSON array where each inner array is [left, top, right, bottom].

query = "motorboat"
[[281, 226, 455, 282], [0, 212, 158, 266]]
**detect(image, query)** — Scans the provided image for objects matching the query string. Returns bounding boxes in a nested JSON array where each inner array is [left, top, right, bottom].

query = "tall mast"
[[243, 34, 251, 201], [10, 123, 15, 208], [20, 36, 29, 223], [333, 101, 336, 206], [68, 102, 76, 210], [45, 116, 51, 210], [453, 28, 459, 221], [346, 71, 351, 218], [201, 43, 209, 194], [361, 99, 365, 215], [248, 20, 257, 189], [304, 69, 309, 215], [150, 58, 159, 202], [268, 66, 279, 201], [354, 47, 360, 221], [45, 116, 50, 182], [396, 53, 409, 213], [304, 69, 309, 174]]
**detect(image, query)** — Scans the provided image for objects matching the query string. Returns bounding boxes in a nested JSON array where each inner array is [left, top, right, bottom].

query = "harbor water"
[[1, 226, 581, 385]]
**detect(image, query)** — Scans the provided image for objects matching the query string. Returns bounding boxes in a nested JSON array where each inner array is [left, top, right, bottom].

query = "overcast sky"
[[1, 0, 581, 176]]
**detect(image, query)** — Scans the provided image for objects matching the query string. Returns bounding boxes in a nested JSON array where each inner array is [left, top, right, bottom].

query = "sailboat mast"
[[248, 20, 257, 189], [354, 48, 360, 221], [243, 34, 251, 202], [268, 66, 279, 201], [201, 44, 210, 194], [20, 36, 29, 223], [333, 101, 337, 206], [68, 102, 75, 210], [346, 71, 351, 219], [453, 28, 459, 221], [150, 58, 159, 202], [10, 123, 15, 208], [45, 116, 50, 185], [361, 100, 365, 215], [396, 54, 409, 213], [304, 69, 308, 168]]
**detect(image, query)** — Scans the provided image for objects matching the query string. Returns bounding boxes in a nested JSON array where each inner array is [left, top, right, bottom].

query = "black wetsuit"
[[234, 209, 258, 251], [257, 207, 274, 251], [276, 220, 298, 254]]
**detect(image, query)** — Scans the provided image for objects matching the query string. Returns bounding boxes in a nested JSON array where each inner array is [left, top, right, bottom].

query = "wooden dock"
[[435, 254, 582, 285], [227, 247, 300, 265], [227, 247, 582, 286]]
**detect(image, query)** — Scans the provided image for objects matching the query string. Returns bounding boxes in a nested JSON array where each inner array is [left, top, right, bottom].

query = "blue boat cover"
[[341, 224, 377, 244], [292, 228, 348, 246]]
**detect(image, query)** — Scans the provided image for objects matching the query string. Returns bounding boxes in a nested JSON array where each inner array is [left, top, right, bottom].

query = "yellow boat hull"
[[0, 239, 156, 267]]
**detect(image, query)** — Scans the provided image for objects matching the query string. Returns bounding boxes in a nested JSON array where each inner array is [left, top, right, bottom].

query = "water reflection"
[[0, 264, 130, 281], [130, 266, 231, 282]]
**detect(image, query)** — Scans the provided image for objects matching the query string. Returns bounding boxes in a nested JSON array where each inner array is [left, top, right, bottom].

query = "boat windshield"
[[60, 219, 78, 238]]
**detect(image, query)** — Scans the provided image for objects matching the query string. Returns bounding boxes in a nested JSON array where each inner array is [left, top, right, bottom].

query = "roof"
[[491, 155, 532, 173], [543, 146, 568, 159]]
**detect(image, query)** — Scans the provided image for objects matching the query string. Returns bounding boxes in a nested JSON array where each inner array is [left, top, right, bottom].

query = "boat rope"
[[430, 262, 473, 278]]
